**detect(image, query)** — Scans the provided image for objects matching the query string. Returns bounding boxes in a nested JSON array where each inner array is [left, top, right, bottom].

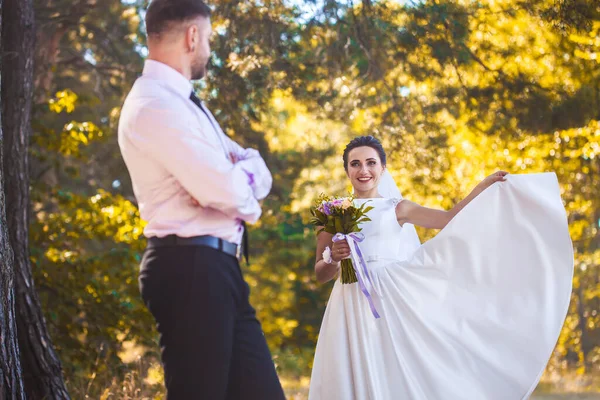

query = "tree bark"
[[1, 0, 70, 398], [0, 0, 26, 397]]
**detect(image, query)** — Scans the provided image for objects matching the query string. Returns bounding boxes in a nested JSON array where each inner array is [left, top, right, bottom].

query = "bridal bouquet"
[[310, 194, 373, 284]]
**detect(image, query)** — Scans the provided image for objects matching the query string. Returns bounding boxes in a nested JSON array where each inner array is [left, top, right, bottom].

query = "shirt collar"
[[142, 59, 193, 98]]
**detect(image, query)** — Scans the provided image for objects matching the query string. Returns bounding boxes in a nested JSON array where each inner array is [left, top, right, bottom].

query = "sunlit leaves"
[[30, 187, 151, 385], [48, 89, 78, 114], [284, 0, 600, 375], [34, 91, 105, 158]]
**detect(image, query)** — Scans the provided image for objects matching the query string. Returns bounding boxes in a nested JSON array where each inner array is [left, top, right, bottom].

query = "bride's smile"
[[346, 145, 386, 198]]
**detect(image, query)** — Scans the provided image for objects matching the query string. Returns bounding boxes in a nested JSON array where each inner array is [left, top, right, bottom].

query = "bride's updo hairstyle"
[[342, 136, 387, 171]]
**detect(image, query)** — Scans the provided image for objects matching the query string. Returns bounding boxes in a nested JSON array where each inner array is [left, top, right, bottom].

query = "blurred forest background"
[[0, 0, 599, 398]]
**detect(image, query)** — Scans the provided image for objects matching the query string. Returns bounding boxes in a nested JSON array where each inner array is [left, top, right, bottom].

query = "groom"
[[117, 0, 285, 398]]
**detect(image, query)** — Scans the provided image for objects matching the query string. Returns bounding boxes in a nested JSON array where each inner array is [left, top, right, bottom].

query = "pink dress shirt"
[[118, 60, 272, 244]]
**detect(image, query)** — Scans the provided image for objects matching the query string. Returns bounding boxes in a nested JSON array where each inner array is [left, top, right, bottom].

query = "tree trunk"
[[0, 0, 26, 397], [1, 0, 70, 398]]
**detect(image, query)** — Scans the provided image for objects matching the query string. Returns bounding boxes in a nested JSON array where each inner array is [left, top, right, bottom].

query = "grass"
[[69, 358, 600, 400], [68, 344, 600, 399]]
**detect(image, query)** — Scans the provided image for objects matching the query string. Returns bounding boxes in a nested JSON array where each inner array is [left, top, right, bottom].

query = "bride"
[[308, 136, 574, 400]]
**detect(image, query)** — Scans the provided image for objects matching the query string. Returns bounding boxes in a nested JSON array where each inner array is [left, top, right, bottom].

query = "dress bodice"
[[353, 198, 420, 262]]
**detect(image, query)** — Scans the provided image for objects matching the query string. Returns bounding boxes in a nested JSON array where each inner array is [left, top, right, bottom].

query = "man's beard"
[[191, 58, 208, 80]]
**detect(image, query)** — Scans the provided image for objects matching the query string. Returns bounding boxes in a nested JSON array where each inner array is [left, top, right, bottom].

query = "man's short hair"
[[145, 0, 211, 37]]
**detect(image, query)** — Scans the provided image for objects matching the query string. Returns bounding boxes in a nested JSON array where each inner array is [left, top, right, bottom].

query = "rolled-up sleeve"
[[129, 105, 262, 223], [229, 142, 273, 201]]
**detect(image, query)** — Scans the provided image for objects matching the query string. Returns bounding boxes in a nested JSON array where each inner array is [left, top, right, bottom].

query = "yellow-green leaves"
[[49, 89, 78, 114]]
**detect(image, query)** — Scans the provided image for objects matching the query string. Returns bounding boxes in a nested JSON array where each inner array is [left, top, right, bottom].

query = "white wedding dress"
[[308, 173, 574, 400]]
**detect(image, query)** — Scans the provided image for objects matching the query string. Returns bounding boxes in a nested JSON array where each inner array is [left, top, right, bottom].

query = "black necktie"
[[189, 92, 250, 265]]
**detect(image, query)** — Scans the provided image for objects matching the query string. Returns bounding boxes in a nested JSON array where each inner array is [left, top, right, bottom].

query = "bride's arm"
[[314, 228, 341, 284], [395, 171, 508, 229]]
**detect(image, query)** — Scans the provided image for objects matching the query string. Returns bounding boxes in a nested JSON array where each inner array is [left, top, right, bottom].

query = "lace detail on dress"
[[391, 197, 402, 207]]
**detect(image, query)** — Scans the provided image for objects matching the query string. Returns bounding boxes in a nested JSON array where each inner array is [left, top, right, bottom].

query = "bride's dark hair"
[[343, 136, 387, 171]]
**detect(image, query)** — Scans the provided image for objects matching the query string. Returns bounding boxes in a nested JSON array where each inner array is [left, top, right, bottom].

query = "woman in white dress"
[[309, 136, 574, 400]]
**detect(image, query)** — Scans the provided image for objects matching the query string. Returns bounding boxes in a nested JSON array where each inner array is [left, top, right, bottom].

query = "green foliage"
[[30, 185, 153, 385], [27, 0, 600, 393], [29, 0, 153, 394]]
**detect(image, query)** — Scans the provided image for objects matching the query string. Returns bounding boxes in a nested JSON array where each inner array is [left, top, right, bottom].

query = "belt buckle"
[[235, 244, 242, 260]]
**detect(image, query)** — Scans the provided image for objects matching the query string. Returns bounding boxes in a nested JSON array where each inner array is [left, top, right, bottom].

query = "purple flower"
[[321, 202, 332, 215]]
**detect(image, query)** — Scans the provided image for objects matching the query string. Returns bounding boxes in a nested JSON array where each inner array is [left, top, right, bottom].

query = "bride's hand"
[[478, 171, 508, 191], [331, 239, 351, 262]]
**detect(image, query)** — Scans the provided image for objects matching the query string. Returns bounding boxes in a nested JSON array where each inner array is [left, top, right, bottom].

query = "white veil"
[[377, 169, 403, 200], [377, 169, 422, 248]]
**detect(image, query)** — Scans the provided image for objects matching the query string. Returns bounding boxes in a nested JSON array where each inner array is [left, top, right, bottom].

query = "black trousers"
[[139, 245, 286, 400]]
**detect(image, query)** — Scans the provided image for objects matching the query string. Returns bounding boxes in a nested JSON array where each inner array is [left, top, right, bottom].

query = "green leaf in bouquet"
[[310, 207, 329, 227], [344, 222, 352, 233], [315, 209, 327, 221], [342, 213, 352, 231], [334, 218, 344, 234], [324, 225, 336, 235]]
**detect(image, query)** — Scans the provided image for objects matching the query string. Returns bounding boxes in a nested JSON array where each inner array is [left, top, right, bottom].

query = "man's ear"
[[185, 23, 198, 52]]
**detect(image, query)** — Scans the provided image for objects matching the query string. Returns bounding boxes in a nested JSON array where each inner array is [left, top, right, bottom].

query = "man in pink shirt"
[[118, 0, 285, 398]]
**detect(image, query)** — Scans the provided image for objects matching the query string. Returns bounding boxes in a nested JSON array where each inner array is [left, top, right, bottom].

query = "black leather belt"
[[147, 235, 239, 259]]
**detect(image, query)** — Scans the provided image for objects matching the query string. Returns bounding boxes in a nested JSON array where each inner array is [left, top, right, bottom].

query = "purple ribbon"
[[333, 232, 380, 319]]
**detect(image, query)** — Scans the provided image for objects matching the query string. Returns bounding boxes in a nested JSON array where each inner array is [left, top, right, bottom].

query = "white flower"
[[322, 246, 333, 264]]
